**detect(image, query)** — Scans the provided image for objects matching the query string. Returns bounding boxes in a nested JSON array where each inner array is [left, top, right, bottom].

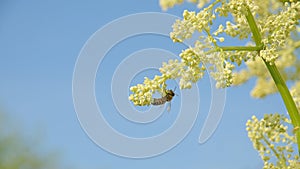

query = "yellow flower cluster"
[[232, 1, 300, 98], [193, 0, 211, 8], [291, 82, 300, 111], [233, 40, 300, 98], [246, 114, 300, 169], [214, 0, 257, 39], [171, 6, 217, 43], [129, 49, 205, 105], [130, 0, 300, 106], [259, 2, 300, 63], [233, 57, 278, 98], [159, 0, 184, 11], [159, 0, 211, 10], [168, 4, 239, 88], [129, 75, 167, 106]]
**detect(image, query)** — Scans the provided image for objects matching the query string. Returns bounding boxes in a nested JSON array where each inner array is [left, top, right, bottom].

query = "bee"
[[151, 87, 176, 112]]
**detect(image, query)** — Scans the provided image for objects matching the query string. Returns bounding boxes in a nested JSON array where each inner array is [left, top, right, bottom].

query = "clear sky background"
[[0, 1, 290, 169]]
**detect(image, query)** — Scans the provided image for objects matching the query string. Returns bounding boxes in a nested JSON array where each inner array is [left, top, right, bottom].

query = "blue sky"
[[0, 1, 290, 169]]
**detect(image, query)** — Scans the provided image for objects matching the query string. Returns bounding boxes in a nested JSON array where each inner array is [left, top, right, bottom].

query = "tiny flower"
[[218, 37, 225, 42]]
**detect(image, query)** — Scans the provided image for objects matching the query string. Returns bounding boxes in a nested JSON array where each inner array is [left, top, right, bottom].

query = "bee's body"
[[151, 89, 175, 106]]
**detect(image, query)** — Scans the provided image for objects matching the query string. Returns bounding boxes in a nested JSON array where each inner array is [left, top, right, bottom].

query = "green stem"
[[244, 3, 300, 154], [219, 46, 263, 51], [263, 60, 300, 154], [244, 5, 262, 46], [204, 28, 218, 47], [205, 46, 263, 55], [262, 135, 286, 166], [206, 3, 300, 153]]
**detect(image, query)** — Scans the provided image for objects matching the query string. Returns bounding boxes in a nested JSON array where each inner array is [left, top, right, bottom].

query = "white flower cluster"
[[246, 114, 300, 169]]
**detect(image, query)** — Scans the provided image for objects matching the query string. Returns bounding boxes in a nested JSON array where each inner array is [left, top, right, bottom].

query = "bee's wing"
[[166, 102, 171, 112]]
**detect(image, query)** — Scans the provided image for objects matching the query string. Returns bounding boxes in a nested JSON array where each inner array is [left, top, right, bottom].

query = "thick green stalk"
[[263, 60, 300, 153], [207, 2, 300, 153]]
